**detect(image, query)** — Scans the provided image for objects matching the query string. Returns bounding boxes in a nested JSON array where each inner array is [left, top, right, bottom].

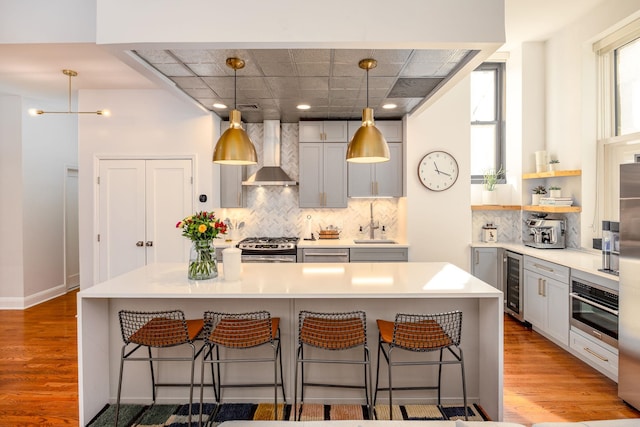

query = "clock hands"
[[433, 161, 451, 177]]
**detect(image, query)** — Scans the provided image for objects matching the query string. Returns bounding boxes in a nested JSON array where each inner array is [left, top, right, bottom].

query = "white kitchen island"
[[77, 262, 503, 424]]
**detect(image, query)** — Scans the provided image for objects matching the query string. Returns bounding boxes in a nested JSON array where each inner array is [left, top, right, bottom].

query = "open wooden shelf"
[[471, 205, 522, 211], [522, 205, 582, 213], [522, 169, 582, 179]]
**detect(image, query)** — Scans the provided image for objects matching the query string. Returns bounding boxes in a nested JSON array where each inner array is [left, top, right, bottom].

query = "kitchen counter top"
[[77, 262, 503, 424], [79, 261, 496, 299], [471, 242, 617, 282], [297, 238, 409, 248]]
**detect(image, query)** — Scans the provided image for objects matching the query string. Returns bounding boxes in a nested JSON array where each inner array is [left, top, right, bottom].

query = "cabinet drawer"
[[570, 330, 618, 380], [524, 255, 569, 282], [349, 247, 408, 262], [301, 248, 350, 263]]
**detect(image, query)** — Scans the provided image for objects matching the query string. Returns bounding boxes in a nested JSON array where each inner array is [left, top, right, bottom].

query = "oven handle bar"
[[570, 292, 619, 316]]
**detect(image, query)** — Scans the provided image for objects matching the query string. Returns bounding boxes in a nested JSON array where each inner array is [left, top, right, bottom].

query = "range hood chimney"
[[242, 120, 297, 186]]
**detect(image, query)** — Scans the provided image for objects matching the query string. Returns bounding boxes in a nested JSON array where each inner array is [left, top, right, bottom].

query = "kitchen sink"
[[353, 239, 397, 244]]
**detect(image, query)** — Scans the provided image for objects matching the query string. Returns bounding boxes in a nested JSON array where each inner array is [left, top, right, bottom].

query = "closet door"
[[98, 159, 193, 282]]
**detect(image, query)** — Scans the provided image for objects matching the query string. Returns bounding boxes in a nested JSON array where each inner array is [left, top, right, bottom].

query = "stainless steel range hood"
[[242, 120, 297, 186]]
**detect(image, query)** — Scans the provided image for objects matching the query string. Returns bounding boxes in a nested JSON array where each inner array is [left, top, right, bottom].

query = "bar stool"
[[116, 309, 204, 426], [374, 310, 467, 420], [294, 310, 372, 420], [198, 310, 285, 423]]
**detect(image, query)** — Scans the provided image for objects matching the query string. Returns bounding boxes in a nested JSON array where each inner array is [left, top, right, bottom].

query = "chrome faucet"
[[369, 202, 379, 239]]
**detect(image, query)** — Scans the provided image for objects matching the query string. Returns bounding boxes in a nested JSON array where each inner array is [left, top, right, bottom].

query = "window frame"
[[470, 62, 506, 184]]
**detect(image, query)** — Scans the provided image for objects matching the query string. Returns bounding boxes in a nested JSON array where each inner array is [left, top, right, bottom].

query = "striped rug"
[[86, 402, 487, 426]]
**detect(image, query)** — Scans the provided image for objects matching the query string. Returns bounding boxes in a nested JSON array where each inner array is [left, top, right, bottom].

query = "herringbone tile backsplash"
[[219, 123, 399, 240]]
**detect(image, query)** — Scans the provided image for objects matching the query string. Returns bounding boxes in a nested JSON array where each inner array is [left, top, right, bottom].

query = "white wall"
[[0, 96, 25, 301], [407, 78, 472, 269], [78, 89, 214, 288], [532, 0, 640, 247], [0, 95, 76, 307], [21, 101, 78, 298]]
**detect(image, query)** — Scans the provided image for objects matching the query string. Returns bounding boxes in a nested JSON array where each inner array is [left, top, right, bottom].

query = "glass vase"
[[188, 240, 218, 280]]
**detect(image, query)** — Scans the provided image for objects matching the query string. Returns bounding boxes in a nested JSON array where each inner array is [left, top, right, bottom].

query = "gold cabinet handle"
[[584, 347, 609, 362]]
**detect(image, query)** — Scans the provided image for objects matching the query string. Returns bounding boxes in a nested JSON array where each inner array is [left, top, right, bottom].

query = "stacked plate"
[[539, 197, 573, 206]]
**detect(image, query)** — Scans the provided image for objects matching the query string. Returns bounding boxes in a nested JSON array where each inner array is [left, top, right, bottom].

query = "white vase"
[[482, 190, 498, 205], [549, 190, 561, 198], [531, 194, 542, 205]]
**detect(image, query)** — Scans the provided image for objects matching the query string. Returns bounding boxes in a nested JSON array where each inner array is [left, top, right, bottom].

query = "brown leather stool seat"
[[116, 310, 205, 426], [199, 311, 285, 423], [374, 310, 467, 420], [294, 310, 372, 420]]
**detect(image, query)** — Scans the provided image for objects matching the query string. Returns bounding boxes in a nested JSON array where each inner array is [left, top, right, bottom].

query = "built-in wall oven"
[[238, 237, 298, 263], [570, 276, 619, 348], [503, 251, 524, 321]]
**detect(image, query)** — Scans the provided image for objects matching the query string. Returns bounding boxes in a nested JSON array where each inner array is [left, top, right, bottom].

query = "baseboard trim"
[[0, 284, 67, 310]]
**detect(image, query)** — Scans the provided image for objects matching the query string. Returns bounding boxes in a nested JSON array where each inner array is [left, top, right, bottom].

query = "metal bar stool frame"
[[374, 310, 467, 420], [198, 310, 285, 425], [294, 310, 373, 421], [116, 309, 205, 427]]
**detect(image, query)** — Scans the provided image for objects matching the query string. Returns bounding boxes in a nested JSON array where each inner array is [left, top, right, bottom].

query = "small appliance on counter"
[[524, 215, 566, 249], [482, 223, 498, 243], [599, 220, 619, 276]]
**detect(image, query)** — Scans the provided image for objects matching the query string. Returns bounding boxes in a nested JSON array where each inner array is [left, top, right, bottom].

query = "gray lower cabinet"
[[299, 142, 348, 208], [470, 247, 502, 290], [349, 247, 408, 262], [299, 248, 350, 263], [524, 255, 570, 346]]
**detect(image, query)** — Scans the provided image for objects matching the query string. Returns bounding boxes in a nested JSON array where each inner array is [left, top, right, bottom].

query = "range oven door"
[[570, 278, 619, 348], [241, 254, 297, 263]]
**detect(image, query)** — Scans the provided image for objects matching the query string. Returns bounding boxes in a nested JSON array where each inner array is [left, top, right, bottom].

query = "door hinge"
[[97, 234, 101, 242], [97, 176, 100, 185]]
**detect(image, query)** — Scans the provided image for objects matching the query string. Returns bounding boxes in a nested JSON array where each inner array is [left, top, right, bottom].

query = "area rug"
[[86, 402, 487, 426]]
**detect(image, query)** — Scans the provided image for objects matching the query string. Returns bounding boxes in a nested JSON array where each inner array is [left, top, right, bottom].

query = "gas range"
[[238, 236, 299, 251], [237, 237, 299, 262]]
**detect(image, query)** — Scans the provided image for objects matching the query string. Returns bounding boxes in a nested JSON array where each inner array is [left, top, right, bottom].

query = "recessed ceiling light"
[[297, 104, 311, 110], [213, 103, 227, 109], [382, 103, 397, 109]]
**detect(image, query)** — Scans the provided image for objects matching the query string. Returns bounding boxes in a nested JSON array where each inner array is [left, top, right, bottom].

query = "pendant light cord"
[[366, 67, 369, 108], [234, 67, 237, 110]]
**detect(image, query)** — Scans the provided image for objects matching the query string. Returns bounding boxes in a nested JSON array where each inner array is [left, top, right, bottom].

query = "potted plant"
[[549, 186, 561, 198], [532, 185, 547, 205], [482, 166, 504, 205], [548, 159, 560, 171]]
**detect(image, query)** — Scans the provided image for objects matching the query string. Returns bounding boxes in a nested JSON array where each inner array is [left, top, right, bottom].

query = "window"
[[616, 37, 640, 135], [595, 20, 640, 221], [470, 63, 505, 183]]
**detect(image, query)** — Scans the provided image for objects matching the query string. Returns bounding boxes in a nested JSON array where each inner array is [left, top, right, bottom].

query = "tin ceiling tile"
[[132, 47, 473, 122]]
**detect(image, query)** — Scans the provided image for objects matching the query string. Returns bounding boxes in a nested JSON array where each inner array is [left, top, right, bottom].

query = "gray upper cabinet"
[[299, 142, 348, 208], [347, 120, 403, 142], [220, 165, 246, 208], [348, 143, 403, 197], [218, 121, 246, 208], [299, 121, 349, 142], [347, 120, 403, 198]]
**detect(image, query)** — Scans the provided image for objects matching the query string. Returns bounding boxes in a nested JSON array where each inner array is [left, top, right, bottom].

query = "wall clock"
[[418, 151, 459, 191]]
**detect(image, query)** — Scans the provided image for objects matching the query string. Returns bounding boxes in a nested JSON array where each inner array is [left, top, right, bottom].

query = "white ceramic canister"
[[223, 247, 242, 281]]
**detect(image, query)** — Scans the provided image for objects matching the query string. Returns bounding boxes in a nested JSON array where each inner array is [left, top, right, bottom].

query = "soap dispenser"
[[381, 225, 387, 239]]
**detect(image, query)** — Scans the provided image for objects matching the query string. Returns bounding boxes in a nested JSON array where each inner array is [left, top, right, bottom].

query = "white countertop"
[[79, 261, 500, 299], [471, 242, 618, 282], [297, 238, 409, 248]]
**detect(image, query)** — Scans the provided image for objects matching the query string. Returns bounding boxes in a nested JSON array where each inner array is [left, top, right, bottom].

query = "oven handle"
[[570, 292, 619, 316]]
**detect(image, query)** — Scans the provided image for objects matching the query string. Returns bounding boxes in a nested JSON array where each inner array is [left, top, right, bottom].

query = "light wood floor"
[[0, 290, 638, 426]]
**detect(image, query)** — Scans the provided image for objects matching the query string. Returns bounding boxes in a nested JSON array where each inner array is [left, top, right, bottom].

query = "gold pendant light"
[[346, 58, 390, 163], [28, 69, 110, 117], [213, 58, 258, 165]]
